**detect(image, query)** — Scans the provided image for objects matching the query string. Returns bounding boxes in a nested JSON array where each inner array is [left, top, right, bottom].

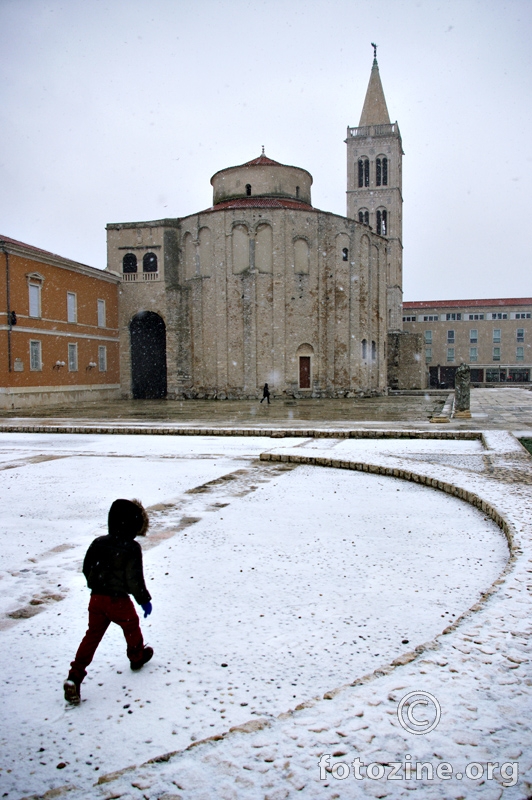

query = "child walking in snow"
[[64, 498, 153, 705]]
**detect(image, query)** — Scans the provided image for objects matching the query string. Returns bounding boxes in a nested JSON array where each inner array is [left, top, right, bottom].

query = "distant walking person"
[[63, 499, 154, 705], [260, 383, 271, 404]]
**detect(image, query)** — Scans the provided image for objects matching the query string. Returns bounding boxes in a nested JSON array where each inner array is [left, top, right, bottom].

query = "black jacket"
[[83, 534, 152, 605]]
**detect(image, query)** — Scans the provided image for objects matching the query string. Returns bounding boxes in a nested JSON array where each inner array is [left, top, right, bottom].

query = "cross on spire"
[[371, 42, 378, 62]]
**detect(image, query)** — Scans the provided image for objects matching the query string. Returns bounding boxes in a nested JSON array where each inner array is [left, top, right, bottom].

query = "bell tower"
[[346, 46, 403, 332]]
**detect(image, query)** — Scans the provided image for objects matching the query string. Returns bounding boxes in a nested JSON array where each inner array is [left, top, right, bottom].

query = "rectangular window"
[[424, 330, 432, 344], [447, 329, 455, 343], [516, 312, 531, 319], [516, 346, 524, 362], [29, 283, 41, 318], [68, 343, 78, 371], [486, 369, 501, 382], [491, 313, 508, 320], [29, 340, 42, 371], [469, 329, 478, 343], [67, 292, 77, 323], [423, 315, 439, 322], [469, 347, 478, 362], [493, 329, 501, 343], [516, 328, 524, 342], [98, 345, 107, 371], [446, 313, 462, 321], [493, 347, 501, 361], [97, 299, 106, 328], [447, 348, 455, 362], [425, 347, 432, 362], [468, 313, 484, 320]]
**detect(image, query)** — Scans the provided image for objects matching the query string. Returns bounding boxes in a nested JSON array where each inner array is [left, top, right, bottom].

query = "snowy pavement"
[[0, 431, 531, 799]]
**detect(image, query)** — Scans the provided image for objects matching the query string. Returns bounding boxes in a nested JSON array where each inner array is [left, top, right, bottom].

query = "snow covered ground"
[[0, 431, 529, 799]]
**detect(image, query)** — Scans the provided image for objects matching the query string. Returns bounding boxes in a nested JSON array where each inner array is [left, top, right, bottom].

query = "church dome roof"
[[210, 151, 313, 206]]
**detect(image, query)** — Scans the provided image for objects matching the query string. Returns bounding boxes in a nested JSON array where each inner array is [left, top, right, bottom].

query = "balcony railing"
[[122, 272, 160, 282], [347, 123, 400, 138]]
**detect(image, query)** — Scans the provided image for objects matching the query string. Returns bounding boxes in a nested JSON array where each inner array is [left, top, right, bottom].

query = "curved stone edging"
[[86, 448, 519, 791]]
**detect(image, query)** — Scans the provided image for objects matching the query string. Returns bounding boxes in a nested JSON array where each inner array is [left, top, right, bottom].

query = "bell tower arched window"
[[376, 157, 388, 186], [358, 209, 369, 225], [376, 209, 388, 235], [358, 158, 369, 188], [246, 184, 251, 196]]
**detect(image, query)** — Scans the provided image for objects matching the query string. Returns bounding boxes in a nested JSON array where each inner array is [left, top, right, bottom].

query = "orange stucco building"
[[0, 236, 120, 409]]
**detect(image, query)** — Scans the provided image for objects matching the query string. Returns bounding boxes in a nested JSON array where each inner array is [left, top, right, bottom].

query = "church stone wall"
[[163, 207, 387, 398]]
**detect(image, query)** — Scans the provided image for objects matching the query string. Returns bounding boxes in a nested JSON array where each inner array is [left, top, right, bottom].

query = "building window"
[[342, 247, 349, 262], [470, 347, 478, 362], [361, 339, 367, 360], [29, 340, 42, 371], [97, 299, 106, 328], [516, 312, 531, 319], [424, 315, 439, 322], [122, 253, 137, 273], [516, 346, 524, 361], [67, 292, 77, 323], [493, 347, 501, 361], [424, 330, 432, 344], [371, 340, 377, 361], [68, 343, 78, 372], [446, 312, 462, 321], [358, 158, 369, 188], [491, 313, 507, 320], [468, 313, 484, 320], [29, 283, 41, 318], [295, 186, 300, 199], [470, 329, 478, 344], [447, 348, 455, 362], [425, 347, 432, 362], [143, 252, 158, 273], [447, 329, 455, 343], [493, 329, 501, 343], [376, 209, 387, 235], [98, 345, 107, 371], [246, 184, 251, 196], [403, 315, 417, 322], [358, 209, 369, 225], [376, 156, 388, 186], [517, 328, 525, 342]]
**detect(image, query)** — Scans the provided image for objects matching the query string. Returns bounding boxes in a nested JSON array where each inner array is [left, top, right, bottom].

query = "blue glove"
[[141, 601, 152, 618]]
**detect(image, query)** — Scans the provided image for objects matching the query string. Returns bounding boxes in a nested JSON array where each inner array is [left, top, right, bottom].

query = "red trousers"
[[69, 594, 145, 683]]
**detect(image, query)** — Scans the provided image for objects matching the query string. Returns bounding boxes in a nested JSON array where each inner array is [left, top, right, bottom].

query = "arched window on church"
[[246, 184, 252, 196], [376, 209, 388, 236], [361, 339, 367, 360], [358, 209, 369, 225], [376, 157, 388, 186], [123, 253, 137, 273], [371, 340, 377, 361], [342, 247, 348, 262], [143, 252, 158, 273], [358, 158, 369, 188]]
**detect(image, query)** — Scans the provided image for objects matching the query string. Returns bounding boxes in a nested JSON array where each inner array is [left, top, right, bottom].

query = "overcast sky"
[[1, 0, 531, 301]]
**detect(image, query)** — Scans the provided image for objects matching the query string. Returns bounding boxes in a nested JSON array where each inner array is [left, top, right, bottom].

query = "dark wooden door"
[[299, 356, 311, 389]]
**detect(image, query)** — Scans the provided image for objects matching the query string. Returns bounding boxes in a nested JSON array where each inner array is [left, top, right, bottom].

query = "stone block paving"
[[19, 426, 532, 800]]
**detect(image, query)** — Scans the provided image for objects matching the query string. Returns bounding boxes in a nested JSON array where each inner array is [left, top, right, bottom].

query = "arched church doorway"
[[296, 343, 314, 389], [130, 311, 167, 399]]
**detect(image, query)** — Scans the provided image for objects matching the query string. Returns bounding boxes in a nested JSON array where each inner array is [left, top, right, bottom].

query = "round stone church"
[[106, 56, 406, 399]]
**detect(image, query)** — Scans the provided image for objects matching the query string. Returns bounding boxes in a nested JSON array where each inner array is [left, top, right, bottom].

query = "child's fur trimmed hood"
[[108, 498, 149, 540]]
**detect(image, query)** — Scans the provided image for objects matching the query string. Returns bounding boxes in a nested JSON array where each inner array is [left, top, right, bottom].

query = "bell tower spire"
[[345, 46, 404, 333]]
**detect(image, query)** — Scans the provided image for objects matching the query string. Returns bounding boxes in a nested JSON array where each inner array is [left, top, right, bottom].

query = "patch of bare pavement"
[[0, 387, 531, 433]]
